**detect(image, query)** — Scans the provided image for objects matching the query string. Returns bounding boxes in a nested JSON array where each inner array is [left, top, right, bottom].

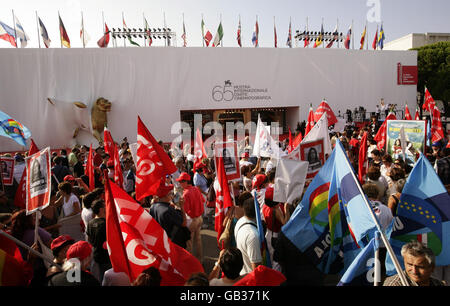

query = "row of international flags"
[[1, 12, 386, 49]]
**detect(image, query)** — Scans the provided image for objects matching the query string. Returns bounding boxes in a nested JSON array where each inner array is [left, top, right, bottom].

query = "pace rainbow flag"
[[386, 154, 450, 275], [281, 139, 378, 274], [0, 110, 31, 146]]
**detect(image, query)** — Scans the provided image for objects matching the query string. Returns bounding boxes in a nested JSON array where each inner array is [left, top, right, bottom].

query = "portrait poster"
[[214, 141, 240, 181], [300, 138, 325, 179], [0, 156, 14, 186], [386, 120, 426, 165], [26, 147, 51, 215]]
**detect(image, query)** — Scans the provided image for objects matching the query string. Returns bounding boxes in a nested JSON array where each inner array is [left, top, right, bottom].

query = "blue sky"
[[1, 0, 449, 48]]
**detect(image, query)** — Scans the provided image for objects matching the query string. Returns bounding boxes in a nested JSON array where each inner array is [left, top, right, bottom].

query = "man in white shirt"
[[234, 196, 262, 275]]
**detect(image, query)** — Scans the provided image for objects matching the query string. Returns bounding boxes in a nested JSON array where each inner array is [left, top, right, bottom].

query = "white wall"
[[0, 47, 417, 152]]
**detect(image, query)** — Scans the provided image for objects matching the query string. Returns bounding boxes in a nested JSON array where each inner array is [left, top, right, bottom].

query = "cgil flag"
[[337, 232, 380, 286], [404, 104, 413, 120], [194, 127, 207, 163], [104, 178, 204, 285], [0, 21, 17, 47], [212, 22, 223, 47], [38, 17, 51, 48], [314, 100, 338, 127], [135, 116, 177, 201], [423, 87, 436, 113], [0, 110, 31, 146], [59, 15, 70, 48], [281, 139, 378, 274], [386, 154, 450, 275], [214, 156, 234, 248], [415, 107, 420, 120]]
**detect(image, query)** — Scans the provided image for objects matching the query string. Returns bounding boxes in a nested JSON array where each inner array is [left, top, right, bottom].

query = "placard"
[[0, 156, 14, 186], [214, 141, 241, 182], [26, 147, 51, 215], [300, 138, 325, 179], [386, 120, 426, 165]]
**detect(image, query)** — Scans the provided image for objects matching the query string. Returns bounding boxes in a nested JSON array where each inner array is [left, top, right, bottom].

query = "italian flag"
[[212, 22, 223, 47]]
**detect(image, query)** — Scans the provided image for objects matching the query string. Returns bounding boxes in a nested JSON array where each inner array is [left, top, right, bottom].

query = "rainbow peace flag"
[[0, 110, 31, 146], [281, 140, 378, 274]]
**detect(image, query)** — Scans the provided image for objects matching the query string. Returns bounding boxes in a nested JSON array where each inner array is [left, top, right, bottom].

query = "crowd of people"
[[0, 112, 449, 287]]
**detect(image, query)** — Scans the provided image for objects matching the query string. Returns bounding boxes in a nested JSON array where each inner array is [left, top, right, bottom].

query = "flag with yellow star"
[[386, 153, 450, 274]]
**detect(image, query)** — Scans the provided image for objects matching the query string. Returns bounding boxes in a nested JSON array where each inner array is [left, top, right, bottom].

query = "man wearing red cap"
[[46, 235, 75, 280], [149, 179, 190, 248], [48, 241, 100, 286], [176, 172, 205, 262]]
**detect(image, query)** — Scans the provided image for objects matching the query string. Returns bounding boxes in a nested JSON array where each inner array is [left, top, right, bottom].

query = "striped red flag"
[[431, 106, 444, 143], [314, 100, 338, 127], [374, 113, 397, 150], [415, 108, 420, 120]]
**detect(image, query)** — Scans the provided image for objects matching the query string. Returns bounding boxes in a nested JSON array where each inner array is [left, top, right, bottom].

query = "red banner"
[[397, 63, 418, 85], [25, 147, 51, 215]]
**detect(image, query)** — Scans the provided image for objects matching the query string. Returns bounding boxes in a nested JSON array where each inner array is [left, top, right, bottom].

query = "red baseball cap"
[[241, 152, 249, 158], [63, 175, 76, 182], [193, 162, 206, 172], [176, 172, 191, 182], [155, 179, 174, 198], [252, 174, 267, 190], [50, 235, 74, 251], [66, 241, 92, 261]]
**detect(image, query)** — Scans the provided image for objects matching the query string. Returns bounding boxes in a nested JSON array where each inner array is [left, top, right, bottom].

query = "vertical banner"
[[300, 138, 325, 179], [386, 120, 426, 165], [214, 141, 240, 182], [25, 147, 51, 215], [0, 156, 14, 186]]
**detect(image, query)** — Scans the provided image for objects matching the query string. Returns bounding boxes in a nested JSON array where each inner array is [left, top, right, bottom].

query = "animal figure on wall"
[[47, 97, 112, 144]]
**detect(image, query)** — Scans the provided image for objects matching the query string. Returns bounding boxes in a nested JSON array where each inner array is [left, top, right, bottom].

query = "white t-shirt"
[[81, 208, 94, 232], [234, 216, 262, 276], [102, 268, 131, 286], [63, 194, 80, 217]]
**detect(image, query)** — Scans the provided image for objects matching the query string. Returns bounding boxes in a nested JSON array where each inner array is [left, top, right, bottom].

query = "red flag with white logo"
[[305, 106, 315, 136], [103, 127, 115, 157], [314, 100, 337, 127], [404, 104, 412, 120], [194, 128, 207, 163], [431, 106, 444, 143], [423, 87, 436, 113], [374, 113, 397, 150], [105, 178, 204, 285], [14, 139, 40, 209], [358, 131, 368, 184], [84, 144, 95, 191], [135, 116, 177, 201], [415, 108, 420, 120], [214, 156, 233, 249]]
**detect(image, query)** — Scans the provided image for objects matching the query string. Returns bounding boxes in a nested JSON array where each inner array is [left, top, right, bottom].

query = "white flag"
[[301, 112, 332, 158], [14, 15, 30, 48], [273, 159, 309, 204], [252, 114, 281, 159]]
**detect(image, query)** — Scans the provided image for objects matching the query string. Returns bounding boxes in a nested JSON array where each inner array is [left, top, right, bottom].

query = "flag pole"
[[143, 13, 147, 46], [374, 243, 381, 286], [122, 12, 126, 47], [163, 11, 168, 47], [35, 11, 41, 49], [351, 19, 354, 49], [220, 13, 223, 47], [322, 17, 324, 48], [201, 13, 204, 47], [336, 18, 339, 49], [81, 11, 85, 48], [12, 9, 18, 48], [339, 142, 410, 286]]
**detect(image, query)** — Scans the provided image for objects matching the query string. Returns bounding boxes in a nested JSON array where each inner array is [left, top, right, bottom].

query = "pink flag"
[[105, 178, 204, 285], [135, 116, 177, 201]]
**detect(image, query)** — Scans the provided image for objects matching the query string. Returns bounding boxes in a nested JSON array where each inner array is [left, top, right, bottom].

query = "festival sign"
[[25, 147, 51, 215], [300, 138, 325, 179], [0, 156, 14, 186], [386, 120, 426, 165], [214, 141, 240, 181]]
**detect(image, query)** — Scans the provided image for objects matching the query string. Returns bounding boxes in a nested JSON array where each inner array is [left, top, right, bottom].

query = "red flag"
[[287, 127, 293, 152], [423, 87, 436, 112], [135, 116, 177, 201], [291, 132, 303, 152], [105, 178, 204, 285], [314, 100, 338, 127], [415, 108, 420, 120], [103, 127, 115, 157], [404, 104, 412, 120], [214, 157, 233, 248], [374, 113, 397, 150], [446, 141, 450, 149], [14, 139, 40, 209], [358, 131, 369, 184], [194, 128, 207, 163], [113, 144, 124, 189], [97, 23, 110, 48], [372, 27, 378, 50], [305, 106, 315, 136], [85, 144, 95, 191], [431, 106, 444, 143]]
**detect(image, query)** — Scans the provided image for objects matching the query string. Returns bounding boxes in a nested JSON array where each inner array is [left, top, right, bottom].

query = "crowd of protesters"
[[0, 110, 449, 287]]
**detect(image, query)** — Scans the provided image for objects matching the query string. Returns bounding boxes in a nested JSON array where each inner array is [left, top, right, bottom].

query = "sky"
[[0, 0, 449, 48]]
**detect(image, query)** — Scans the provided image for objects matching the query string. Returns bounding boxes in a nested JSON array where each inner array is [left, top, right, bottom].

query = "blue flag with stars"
[[386, 153, 450, 275]]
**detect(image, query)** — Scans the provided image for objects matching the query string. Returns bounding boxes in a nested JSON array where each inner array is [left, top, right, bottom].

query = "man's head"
[[219, 248, 244, 280], [371, 149, 381, 161], [176, 172, 191, 189], [91, 199, 105, 218], [242, 197, 256, 220], [401, 241, 435, 285]]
